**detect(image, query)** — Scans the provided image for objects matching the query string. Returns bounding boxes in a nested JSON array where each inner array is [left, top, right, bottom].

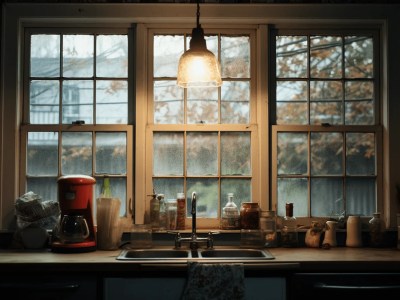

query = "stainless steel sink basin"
[[198, 249, 274, 260], [116, 249, 192, 260], [116, 248, 274, 261]]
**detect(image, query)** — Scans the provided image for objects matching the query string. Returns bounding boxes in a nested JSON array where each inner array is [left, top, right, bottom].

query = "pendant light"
[[177, 0, 222, 88]]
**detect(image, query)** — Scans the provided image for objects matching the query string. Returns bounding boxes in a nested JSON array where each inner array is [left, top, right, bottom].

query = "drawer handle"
[[314, 283, 400, 290], [0, 283, 80, 292]]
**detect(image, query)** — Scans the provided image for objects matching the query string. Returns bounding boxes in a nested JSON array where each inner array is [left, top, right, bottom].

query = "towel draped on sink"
[[181, 261, 245, 300]]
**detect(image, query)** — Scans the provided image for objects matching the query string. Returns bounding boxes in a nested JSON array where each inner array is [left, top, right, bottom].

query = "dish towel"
[[181, 262, 245, 300]]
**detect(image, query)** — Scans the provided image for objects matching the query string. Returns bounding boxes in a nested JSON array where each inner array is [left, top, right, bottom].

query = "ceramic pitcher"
[[323, 220, 338, 247]]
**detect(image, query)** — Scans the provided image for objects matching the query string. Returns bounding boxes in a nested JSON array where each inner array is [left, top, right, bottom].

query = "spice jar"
[[240, 202, 260, 229]]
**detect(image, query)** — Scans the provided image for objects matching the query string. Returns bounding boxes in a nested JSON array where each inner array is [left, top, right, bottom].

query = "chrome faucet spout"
[[170, 191, 218, 250]]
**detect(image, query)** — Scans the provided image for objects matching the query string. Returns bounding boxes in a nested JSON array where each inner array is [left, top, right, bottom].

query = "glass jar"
[[260, 210, 278, 247], [240, 202, 261, 229], [369, 212, 385, 247]]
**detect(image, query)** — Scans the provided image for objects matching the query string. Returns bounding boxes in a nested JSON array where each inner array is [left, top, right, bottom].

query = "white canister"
[[322, 221, 338, 247], [346, 215, 362, 247]]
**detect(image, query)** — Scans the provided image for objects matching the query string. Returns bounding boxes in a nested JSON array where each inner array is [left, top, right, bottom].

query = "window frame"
[[20, 27, 135, 220], [135, 24, 268, 228], [270, 27, 383, 225]]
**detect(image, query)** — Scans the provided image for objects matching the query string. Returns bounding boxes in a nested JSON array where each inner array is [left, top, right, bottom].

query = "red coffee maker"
[[51, 175, 97, 253]]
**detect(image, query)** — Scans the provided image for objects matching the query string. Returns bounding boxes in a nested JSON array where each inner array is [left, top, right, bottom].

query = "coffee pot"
[[59, 215, 90, 243]]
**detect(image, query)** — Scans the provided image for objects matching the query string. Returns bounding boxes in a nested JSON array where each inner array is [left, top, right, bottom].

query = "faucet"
[[172, 191, 218, 250]]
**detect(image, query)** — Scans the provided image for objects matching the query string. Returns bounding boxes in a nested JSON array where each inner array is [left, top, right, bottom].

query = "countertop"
[[2, 246, 400, 273]]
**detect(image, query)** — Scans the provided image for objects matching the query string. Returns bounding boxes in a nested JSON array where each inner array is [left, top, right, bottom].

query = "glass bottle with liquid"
[[281, 203, 298, 247], [369, 212, 385, 247], [221, 193, 240, 230], [158, 194, 167, 230]]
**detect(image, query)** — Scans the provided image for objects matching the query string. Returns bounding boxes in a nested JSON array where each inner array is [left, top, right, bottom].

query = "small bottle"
[[158, 194, 167, 230], [240, 202, 261, 229], [260, 210, 278, 247], [149, 191, 160, 230], [176, 192, 186, 230], [101, 176, 112, 198], [369, 212, 385, 247], [281, 203, 298, 247], [221, 193, 240, 230]]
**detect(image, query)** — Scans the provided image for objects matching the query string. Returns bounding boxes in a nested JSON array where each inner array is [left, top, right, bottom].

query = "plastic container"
[[260, 210, 277, 247]]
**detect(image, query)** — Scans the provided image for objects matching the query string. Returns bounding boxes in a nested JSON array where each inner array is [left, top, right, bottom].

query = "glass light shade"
[[177, 27, 222, 88]]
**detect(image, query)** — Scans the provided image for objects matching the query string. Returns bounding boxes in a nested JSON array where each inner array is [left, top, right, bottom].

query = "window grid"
[[149, 30, 256, 228], [272, 29, 382, 220], [21, 29, 133, 218]]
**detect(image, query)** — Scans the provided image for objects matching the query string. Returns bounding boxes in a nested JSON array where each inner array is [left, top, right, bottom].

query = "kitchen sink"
[[198, 249, 274, 260], [116, 248, 274, 261], [116, 249, 192, 260]]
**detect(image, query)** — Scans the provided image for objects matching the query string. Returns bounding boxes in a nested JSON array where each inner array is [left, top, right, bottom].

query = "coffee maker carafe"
[[51, 175, 96, 253]]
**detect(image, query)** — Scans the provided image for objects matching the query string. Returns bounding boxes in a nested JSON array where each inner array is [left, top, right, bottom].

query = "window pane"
[[311, 178, 343, 217], [311, 132, 343, 176], [96, 80, 128, 124], [221, 36, 250, 78], [31, 34, 60, 77], [310, 102, 343, 125], [187, 178, 218, 218], [153, 178, 184, 201], [345, 36, 373, 78], [187, 132, 218, 176], [221, 81, 250, 124], [27, 177, 58, 204], [62, 80, 93, 124], [154, 35, 183, 78], [96, 35, 128, 78], [277, 178, 308, 217], [63, 35, 94, 78], [310, 80, 343, 124], [345, 81, 374, 125], [95, 177, 126, 217], [221, 132, 251, 176], [30, 80, 59, 124], [153, 132, 183, 176], [277, 102, 308, 125], [277, 132, 308, 175], [27, 132, 58, 176], [187, 87, 218, 124], [346, 178, 375, 216], [277, 81, 308, 102], [346, 132, 375, 175], [95, 132, 126, 175], [61, 132, 92, 175], [221, 178, 251, 214], [154, 80, 184, 124], [276, 36, 307, 78], [310, 36, 342, 78]]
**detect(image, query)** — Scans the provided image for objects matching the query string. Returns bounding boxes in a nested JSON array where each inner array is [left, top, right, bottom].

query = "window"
[[271, 29, 382, 220], [21, 29, 133, 217], [144, 28, 258, 228]]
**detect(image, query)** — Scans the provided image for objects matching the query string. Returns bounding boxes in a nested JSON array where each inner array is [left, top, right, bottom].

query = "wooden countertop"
[[1, 247, 400, 273]]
